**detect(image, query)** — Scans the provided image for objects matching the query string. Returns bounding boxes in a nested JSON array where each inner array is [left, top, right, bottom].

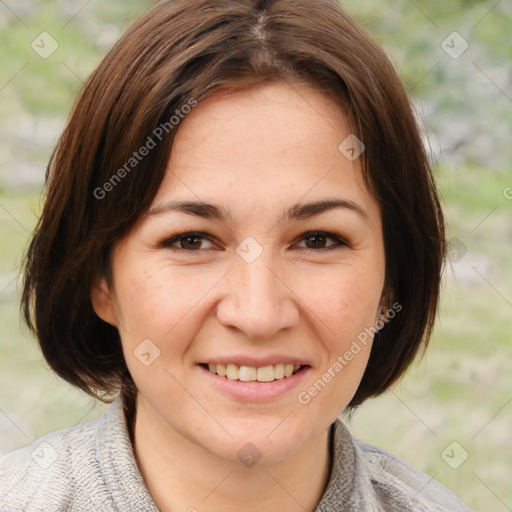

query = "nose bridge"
[[239, 254, 279, 309], [216, 247, 298, 339]]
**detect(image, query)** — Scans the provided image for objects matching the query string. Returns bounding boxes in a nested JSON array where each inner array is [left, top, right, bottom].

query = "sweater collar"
[[96, 394, 375, 511], [95, 393, 159, 511]]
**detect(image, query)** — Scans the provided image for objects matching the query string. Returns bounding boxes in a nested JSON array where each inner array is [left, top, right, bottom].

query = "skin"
[[91, 81, 386, 512]]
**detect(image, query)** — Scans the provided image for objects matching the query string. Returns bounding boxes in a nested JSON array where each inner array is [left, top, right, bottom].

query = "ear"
[[376, 287, 392, 324], [90, 275, 118, 327]]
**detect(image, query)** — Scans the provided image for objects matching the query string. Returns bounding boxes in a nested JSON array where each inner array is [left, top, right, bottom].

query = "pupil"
[[306, 234, 326, 249], [182, 235, 202, 249]]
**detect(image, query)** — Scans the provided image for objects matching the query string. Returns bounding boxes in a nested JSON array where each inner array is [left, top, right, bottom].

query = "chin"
[[204, 417, 314, 466]]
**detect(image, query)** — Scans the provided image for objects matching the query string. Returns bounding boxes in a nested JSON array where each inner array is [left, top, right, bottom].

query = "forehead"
[[151, 81, 374, 218]]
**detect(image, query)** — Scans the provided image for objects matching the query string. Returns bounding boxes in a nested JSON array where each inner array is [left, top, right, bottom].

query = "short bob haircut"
[[21, 0, 445, 410]]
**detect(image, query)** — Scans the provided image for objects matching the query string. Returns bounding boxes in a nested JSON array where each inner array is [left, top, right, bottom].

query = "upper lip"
[[199, 355, 311, 367]]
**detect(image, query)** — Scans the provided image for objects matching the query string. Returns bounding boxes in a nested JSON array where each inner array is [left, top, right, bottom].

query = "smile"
[[197, 362, 311, 401], [203, 363, 304, 382]]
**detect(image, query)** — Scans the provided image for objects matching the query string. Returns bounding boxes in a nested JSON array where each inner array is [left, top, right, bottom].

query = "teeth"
[[226, 364, 239, 380], [205, 363, 303, 382], [239, 366, 257, 381], [256, 365, 274, 382], [274, 363, 284, 379], [217, 363, 226, 377]]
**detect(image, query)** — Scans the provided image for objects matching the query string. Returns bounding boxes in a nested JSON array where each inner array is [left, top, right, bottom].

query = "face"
[[92, 81, 386, 465]]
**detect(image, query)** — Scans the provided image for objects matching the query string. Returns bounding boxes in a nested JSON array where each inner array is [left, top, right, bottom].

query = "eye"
[[160, 232, 215, 251], [295, 231, 348, 251], [159, 230, 348, 252]]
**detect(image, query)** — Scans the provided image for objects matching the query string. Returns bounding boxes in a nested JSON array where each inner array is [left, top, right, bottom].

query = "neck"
[[131, 394, 332, 512]]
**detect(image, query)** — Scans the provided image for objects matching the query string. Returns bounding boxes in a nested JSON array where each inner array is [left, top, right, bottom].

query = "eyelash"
[[159, 231, 349, 253]]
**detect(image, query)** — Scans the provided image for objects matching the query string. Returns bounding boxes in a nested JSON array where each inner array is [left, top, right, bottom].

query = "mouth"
[[199, 362, 308, 382]]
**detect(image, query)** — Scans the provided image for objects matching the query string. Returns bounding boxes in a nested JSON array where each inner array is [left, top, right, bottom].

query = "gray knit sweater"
[[0, 394, 472, 511]]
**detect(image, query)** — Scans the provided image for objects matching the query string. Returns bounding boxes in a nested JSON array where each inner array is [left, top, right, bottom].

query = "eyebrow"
[[147, 198, 368, 223]]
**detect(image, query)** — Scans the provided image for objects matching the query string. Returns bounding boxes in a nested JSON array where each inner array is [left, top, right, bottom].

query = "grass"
[[347, 161, 512, 509]]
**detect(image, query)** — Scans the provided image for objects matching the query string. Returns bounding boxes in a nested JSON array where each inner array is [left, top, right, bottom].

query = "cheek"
[[295, 269, 378, 412], [114, 262, 223, 352], [295, 263, 383, 339], [118, 269, 167, 330]]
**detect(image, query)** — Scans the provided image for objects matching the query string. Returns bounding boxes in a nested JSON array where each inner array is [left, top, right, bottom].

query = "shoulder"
[[324, 419, 473, 511], [0, 400, 119, 511], [352, 434, 473, 511]]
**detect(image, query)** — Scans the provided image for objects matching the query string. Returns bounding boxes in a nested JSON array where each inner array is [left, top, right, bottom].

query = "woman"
[[0, 0, 472, 510]]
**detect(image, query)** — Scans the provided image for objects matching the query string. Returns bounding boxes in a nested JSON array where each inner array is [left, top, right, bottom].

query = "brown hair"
[[21, 0, 445, 409]]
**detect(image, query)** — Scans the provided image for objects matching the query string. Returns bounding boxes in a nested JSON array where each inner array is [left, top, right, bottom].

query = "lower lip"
[[196, 365, 311, 402]]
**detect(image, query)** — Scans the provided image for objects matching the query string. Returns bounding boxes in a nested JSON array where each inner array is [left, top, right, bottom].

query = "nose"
[[216, 254, 300, 340]]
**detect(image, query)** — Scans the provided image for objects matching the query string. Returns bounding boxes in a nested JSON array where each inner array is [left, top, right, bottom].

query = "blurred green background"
[[0, 1, 510, 510]]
